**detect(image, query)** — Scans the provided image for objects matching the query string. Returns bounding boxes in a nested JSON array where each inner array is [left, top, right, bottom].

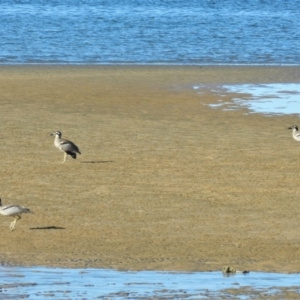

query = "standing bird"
[[0, 198, 33, 231], [288, 125, 300, 142], [50, 131, 81, 163]]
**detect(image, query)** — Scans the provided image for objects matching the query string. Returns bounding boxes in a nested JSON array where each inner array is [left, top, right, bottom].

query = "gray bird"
[[288, 125, 300, 142], [0, 198, 33, 230], [50, 131, 81, 163]]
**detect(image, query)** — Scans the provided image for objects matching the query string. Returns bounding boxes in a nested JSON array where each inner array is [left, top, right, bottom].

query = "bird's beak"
[[288, 127, 292, 130], [50, 133, 54, 136]]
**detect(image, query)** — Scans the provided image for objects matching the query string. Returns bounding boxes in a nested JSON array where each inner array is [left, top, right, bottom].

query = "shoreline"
[[0, 65, 300, 272]]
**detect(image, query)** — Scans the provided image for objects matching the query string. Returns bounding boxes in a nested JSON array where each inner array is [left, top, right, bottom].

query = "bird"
[[0, 198, 33, 230], [50, 131, 81, 163], [288, 125, 300, 142]]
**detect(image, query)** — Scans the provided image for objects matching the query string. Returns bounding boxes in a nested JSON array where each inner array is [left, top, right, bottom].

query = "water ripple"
[[0, 0, 299, 64]]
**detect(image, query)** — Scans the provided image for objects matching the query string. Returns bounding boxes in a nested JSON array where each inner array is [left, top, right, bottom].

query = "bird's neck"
[[293, 129, 299, 138], [54, 135, 61, 145]]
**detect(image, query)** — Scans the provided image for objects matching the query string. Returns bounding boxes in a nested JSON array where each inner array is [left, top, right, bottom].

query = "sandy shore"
[[0, 65, 300, 272]]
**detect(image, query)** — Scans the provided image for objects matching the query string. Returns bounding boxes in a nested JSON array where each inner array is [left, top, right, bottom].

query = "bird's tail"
[[66, 151, 77, 159]]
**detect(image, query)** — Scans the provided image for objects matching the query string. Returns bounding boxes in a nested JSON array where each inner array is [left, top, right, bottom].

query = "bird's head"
[[50, 131, 62, 138], [288, 125, 298, 131]]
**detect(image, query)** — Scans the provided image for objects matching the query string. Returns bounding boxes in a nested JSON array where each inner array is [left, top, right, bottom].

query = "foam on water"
[[0, 267, 299, 299]]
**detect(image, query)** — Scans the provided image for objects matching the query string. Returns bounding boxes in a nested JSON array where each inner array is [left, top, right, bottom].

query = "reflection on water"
[[0, 266, 300, 299], [196, 83, 300, 115]]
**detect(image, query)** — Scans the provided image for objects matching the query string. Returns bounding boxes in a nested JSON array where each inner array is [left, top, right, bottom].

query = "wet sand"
[[0, 65, 300, 273]]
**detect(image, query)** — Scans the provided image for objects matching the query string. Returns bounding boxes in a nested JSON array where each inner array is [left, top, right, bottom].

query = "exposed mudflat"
[[0, 65, 300, 273]]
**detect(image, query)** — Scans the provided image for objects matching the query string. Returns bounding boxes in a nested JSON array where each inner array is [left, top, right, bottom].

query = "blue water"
[[0, 0, 299, 64], [1, 267, 300, 299]]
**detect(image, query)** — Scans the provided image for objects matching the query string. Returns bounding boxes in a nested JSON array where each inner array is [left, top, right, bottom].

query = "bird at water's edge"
[[288, 125, 300, 142], [50, 131, 81, 163], [0, 198, 33, 231]]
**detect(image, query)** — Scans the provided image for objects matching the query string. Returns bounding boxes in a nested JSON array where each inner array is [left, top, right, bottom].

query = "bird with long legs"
[[50, 131, 81, 163], [0, 198, 33, 230]]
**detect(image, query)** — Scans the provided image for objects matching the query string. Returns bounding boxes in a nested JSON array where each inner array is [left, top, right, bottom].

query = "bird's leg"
[[9, 220, 15, 230], [63, 152, 67, 163], [10, 216, 21, 231]]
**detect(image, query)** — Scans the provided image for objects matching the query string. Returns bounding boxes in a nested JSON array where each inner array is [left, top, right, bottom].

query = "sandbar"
[[0, 65, 299, 273]]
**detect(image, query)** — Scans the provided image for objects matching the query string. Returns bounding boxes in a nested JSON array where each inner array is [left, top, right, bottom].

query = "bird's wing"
[[2, 205, 23, 215], [2, 204, 17, 210], [60, 139, 80, 153]]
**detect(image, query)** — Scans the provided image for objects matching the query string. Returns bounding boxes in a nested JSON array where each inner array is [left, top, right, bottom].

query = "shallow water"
[[195, 83, 300, 115], [0, 266, 300, 299]]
